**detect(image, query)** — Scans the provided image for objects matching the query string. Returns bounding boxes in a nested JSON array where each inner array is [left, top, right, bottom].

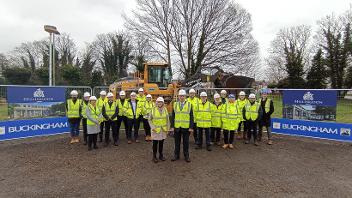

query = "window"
[[148, 66, 171, 88]]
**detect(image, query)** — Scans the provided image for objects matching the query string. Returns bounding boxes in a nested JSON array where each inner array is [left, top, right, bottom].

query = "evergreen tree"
[[306, 49, 327, 88]]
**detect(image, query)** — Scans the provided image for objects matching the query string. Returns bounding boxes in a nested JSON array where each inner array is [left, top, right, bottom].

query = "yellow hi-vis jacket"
[[67, 99, 81, 118], [221, 102, 240, 131], [195, 101, 212, 128], [150, 107, 169, 133], [211, 103, 223, 128], [173, 101, 191, 129]]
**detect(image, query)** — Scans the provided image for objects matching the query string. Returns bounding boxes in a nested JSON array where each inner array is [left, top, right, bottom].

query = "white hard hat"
[[107, 92, 114, 98], [119, 91, 126, 96], [214, 93, 220, 99], [200, 92, 207, 97], [146, 94, 152, 98], [189, 89, 196, 94], [100, 90, 107, 96], [220, 90, 227, 94], [249, 94, 256, 99], [70, 90, 78, 96], [89, 96, 97, 101], [138, 88, 144, 92], [239, 91, 246, 96], [130, 92, 137, 96], [83, 92, 91, 98], [156, 97, 164, 102], [178, 89, 186, 96]]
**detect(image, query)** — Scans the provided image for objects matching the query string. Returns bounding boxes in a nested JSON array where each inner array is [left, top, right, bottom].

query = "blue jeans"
[[69, 121, 80, 137]]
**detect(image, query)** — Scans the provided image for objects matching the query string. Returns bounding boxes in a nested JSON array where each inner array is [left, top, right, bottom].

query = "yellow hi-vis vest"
[[125, 101, 142, 119], [142, 101, 155, 118], [221, 102, 240, 131], [174, 101, 191, 129], [81, 100, 89, 119], [196, 101, 212, 128], [151, 107, 169, 133], [97, 97, 108, 111], [236, 99, 248, 121], [104, 101, 117, 121], [87, 104, 101, 126], [67, 99, 81, 118], [245, 102, 260, 121], [259, 98, 271, 113], [211, 103, 223, 128], [187, 97, 200, 122], [137, 94, 146, 104], [116, 99, 129, 116]]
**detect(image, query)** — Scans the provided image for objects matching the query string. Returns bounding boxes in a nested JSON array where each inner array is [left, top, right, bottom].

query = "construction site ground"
[[0, 133, 351, 198]]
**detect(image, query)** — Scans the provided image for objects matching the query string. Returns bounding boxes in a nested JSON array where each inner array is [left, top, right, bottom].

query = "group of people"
[[66, 87, 274, 163]]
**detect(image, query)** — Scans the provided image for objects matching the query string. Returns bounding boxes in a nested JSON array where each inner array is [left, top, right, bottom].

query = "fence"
[[92, 86, 110, 97], [192, 88, 352, 124], [0, 85, 92, 121]]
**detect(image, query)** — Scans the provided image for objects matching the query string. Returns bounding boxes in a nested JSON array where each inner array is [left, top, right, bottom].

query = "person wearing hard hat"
[[210, 93, 223, 146], [102, 92, 119, 146], [170, 89, 194, 162], [141, 94, 154, 142], [66, 90, 82, 144], [221, 94, 240, 149], [148, 97, 170, 163], [97, 90, 108, 142], [195, 91, 212, 151], [243, 93, 262, 146], [186, 88, 200, 144], [258, 89, 274, 145], [80, 92, 91, 145], [136, 88, 150, 142], [125, 92, 142, 143], [236, 91, 249, 142], [116, 90, 129, 144], [220, 90, 228, 104], [86, 96, 103, 151]]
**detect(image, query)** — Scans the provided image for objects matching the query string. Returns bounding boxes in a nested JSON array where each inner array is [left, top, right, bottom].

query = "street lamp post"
[[44, 25, 60, 86]]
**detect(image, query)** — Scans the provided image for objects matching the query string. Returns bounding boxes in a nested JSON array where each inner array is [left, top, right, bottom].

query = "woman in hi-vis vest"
[[148, 97, 170, 163], [86, 96, 103, 151]]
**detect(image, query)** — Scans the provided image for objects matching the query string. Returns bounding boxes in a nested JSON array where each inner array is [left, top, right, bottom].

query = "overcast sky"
[[0, 0, 350, 60]]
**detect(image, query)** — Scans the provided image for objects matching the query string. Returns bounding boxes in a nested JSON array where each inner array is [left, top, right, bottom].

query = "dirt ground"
[[0, 133, 352, 198]]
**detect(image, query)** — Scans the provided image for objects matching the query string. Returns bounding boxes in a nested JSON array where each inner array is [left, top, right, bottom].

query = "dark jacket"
[[260, 98, 274, 119]]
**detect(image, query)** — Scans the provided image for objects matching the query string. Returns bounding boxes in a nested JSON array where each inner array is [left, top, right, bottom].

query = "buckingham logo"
[[8, 122, 68, 133], [282, 123, 338, 134], [0, 126, 5, 135]]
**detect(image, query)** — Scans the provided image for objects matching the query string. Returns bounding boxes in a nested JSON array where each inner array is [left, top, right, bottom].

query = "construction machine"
[[109, 63, 177, 111]]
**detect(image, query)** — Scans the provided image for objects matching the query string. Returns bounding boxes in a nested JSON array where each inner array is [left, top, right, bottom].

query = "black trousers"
[[174, 128, 190, 158], [116, 116, 128, 139], [99, 122, 105, 141], [211, 127, 221, 142], [238, 121, 248, 139], [127, 117, 140, 140], [223, 130, 235, 144], [197, 127, 211, 146], [82, 118, 87, 143], [193, 123, 198, 143], [258, 118, 273, 140], [87, 134, 97, 149], [104, 120, 118, 143], [247, 120, 258, 142], [153, 140, 164, 157], [138, 116, 151, 136]]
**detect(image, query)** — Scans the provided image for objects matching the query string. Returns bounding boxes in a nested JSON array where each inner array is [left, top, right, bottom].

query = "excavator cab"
[[146, 63, 172, 89]]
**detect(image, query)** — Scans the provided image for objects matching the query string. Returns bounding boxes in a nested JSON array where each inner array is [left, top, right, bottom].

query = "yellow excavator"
[[109, 62, 178, 111]]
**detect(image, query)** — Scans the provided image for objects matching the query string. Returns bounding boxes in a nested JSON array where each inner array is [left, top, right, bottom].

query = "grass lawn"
[[271, 96, 352, 124], [0, 103, 8, 121]]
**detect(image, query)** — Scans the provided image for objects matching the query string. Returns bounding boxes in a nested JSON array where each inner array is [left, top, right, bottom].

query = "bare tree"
[[126, 0, 259, 79], [56, 33, 77, 66], [266, 25, 312, 88]]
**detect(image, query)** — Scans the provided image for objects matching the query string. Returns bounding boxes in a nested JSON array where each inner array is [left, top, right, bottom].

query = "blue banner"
[[271, 118, 352, 142], [7, 87, 66, 103], [283, 90, 337, 107], [0, 117, 69, 141]]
